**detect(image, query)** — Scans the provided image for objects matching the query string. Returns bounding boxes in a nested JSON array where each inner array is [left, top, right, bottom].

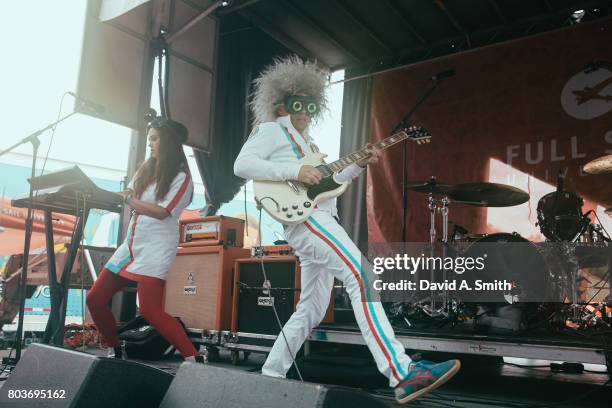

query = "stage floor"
[[305, 322, 611, 367]]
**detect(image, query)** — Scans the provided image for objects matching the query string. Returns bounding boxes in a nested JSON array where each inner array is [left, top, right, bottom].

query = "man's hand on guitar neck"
[[298, 165, 323, 185], [356, 144, 381, 168]]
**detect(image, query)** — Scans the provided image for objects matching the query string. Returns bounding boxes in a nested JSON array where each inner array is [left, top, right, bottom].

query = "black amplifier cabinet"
[[228, 257, 333, 355]]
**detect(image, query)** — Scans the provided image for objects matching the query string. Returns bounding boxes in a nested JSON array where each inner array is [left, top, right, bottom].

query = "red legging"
[[86, 268, 198, 358]]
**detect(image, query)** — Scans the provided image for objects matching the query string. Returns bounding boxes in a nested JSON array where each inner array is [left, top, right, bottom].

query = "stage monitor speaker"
[[0, 343, 172, 408], [160, 363, 387, 408]]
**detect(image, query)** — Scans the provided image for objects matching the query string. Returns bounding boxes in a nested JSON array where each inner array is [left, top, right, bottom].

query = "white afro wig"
[[250, 55, 330, 126]]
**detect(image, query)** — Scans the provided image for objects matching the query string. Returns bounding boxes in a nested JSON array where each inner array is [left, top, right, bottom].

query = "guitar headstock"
[[402, 126, 431, 145]]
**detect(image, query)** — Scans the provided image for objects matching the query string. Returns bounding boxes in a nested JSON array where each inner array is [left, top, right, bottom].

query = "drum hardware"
[[438, 197, 450, 310], [426, 194, 443, 314], [566, 302, 612, 329], [406, 177, 452, 195], [404, 177, 453, 315], [451, 223, 469, 241], [579, 219, 611, 244], [406, 178, 532, 314]]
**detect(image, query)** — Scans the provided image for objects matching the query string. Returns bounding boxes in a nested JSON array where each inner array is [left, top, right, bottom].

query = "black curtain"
[[195, 16, 290, 214], [337, 69, 373, 250]]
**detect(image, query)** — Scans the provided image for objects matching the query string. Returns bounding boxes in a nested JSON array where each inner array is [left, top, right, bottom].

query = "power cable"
[[254, 200, 303, 381]]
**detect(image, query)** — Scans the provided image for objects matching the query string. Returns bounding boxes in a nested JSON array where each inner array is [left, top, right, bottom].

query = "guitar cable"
[[255, 198, 304, 381]]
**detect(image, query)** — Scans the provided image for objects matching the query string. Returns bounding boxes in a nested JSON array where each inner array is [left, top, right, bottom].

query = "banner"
[[369, 17, 612, 242]]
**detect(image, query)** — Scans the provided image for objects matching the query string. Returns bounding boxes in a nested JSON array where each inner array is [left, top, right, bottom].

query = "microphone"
[[431, 69, 456, 81], [68, 92, 105, 114]]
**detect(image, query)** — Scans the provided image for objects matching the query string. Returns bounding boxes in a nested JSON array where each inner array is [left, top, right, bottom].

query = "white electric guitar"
[[254, 126, 431, 224]]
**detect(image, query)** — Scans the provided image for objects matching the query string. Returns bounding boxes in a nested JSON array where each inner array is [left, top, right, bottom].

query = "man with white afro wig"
[[234, 55, 460, 404], [250, 55, 328, 126]]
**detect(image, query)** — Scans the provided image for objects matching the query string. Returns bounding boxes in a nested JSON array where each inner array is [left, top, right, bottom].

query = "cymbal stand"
[[439, 197, 450, 314], [428, 195, 437, 312]]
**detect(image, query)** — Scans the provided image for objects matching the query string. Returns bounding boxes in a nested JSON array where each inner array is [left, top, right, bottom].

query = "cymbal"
[[584, 155, 612, 174], [406, 178, 452, 195], [448, 182, 530, 207]]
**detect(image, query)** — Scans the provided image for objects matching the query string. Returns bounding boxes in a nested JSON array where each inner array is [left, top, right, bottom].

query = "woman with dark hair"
[[86, 118, 201, 362]]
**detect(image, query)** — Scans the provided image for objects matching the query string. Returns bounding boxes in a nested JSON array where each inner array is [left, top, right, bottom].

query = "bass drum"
[[537, 191, 586, 241], [460, 233, 548, 303]]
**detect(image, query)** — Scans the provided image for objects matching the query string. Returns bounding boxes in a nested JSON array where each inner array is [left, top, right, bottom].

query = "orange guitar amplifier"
[[164, 245, 250, 331], [251, 244, 295, 257], [231, 256, 334, 335], [179, 215, 245, 247], [263, 244, 294, 256]]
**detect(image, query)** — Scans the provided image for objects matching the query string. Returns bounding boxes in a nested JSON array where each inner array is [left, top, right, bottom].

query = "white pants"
[[262, 211, 412, 387]]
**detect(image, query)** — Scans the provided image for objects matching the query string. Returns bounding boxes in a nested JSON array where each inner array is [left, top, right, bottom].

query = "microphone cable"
[[40, 91, 70, 177]]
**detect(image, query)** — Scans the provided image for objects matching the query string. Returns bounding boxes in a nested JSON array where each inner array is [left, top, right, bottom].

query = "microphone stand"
[[0, 110, 78, 363], [394, 78, 442, 242]]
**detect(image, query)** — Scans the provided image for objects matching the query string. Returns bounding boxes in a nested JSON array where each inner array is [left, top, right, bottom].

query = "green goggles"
[[283, 95, 320, 116]]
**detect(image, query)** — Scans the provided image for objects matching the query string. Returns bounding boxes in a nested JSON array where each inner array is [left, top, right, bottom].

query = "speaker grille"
[[236, 261, 297, 335]]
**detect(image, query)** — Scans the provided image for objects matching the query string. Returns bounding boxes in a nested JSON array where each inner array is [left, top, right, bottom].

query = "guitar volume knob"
[[282, 206, 288, 212], [297, 210, 303, 216], [286, 213, 293, 218], [303, 202, 311, 208], [292, 204, 298, 210]]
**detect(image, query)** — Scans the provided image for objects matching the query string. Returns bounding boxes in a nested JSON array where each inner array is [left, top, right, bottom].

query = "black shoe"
[[107, 346, 123, 359], [186, 355, 206, 363]]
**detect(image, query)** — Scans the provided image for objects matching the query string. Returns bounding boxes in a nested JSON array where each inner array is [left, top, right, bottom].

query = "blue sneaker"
[[394, 359, 461, 404]]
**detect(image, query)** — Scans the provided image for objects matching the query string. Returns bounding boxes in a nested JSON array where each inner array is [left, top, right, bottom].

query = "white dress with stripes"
[[105, 171, 193, 281]]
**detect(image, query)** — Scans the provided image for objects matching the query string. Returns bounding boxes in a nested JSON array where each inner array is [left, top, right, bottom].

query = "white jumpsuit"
[[234, 115, 412, 387], [105, 170, 194, 282]]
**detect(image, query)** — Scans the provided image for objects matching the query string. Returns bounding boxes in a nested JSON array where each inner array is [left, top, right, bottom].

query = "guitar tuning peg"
[[416, 140, 422, 145], [426, 139, 431, 143]]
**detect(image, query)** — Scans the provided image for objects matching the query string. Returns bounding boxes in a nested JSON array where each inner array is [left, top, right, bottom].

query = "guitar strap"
[[280, 125, 319, 157]]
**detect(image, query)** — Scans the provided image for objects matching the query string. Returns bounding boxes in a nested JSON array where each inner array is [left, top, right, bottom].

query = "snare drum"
[[537, 191, 586, 241]]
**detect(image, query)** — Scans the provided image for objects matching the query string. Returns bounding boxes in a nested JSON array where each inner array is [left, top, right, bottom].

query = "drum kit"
[[399, 154, 611, 324]]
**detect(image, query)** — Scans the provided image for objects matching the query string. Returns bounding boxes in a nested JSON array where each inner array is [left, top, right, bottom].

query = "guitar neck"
[[326, 131, 409, 173]]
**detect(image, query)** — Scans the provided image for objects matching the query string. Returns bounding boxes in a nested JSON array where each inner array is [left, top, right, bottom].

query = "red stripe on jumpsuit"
[[283, 127, 305, 157], [303, 221, 402, 383], [165, 172, 191, 213], [284, 127, 319, 209]]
